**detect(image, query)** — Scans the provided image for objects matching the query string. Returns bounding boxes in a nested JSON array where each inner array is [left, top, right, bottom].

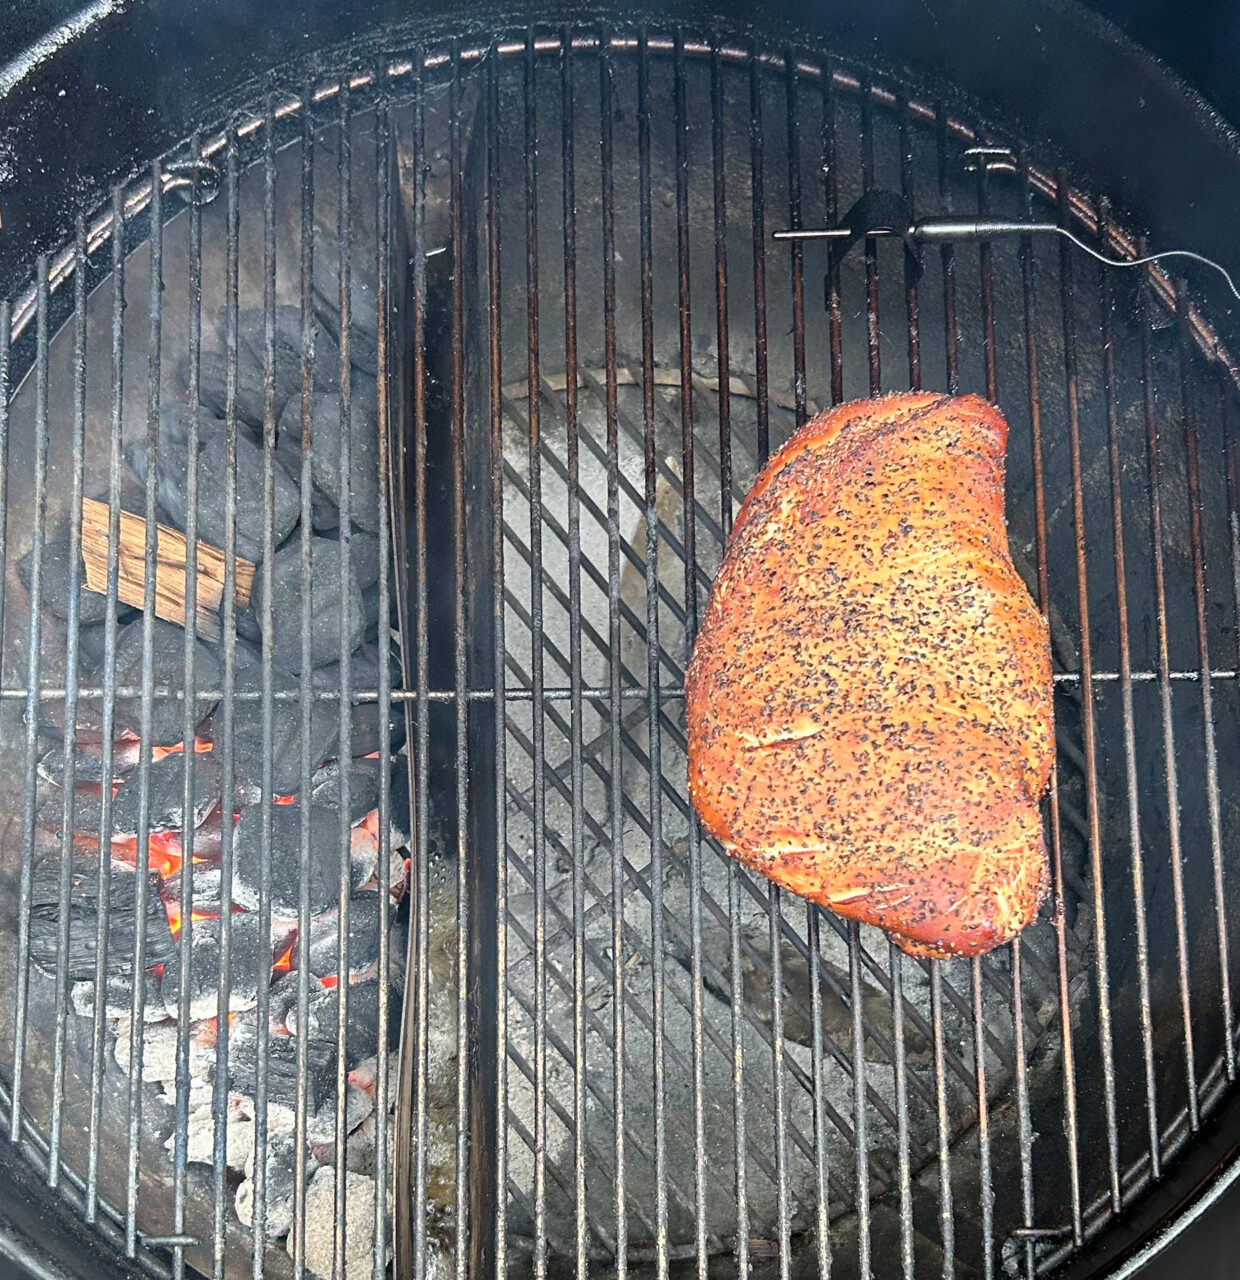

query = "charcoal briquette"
[[311, 643, 406, 758], [230, 651, 340, 795], [30, 861, 176, 981], [284, 980, 386, 1064], [233, 803, 346, 917], [111, 751, 220, 836], [111, 618, 222, 744], [18, 535, 123, 625], [39, 739, 137, 788], [254, 537, 363, 673], [159, 910, 291, 1021], [309, 759, 380, 823], [220, 1021, 334, 1111], [276, 379, 380, 534], [155, 429, 302, 565], [304, 893, 383, 981]]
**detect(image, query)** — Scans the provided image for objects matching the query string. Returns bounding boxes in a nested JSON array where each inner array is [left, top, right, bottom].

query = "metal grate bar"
[[1176, 281, 1235, 1085], [86, 186, 127, 1223], [1021, 155, 1084, 1246], [487, 43, 512, 1279], [636, 33, 672, 1276], [48, 213, 89, 1185], [252, 97, 278, 1272], [559, 31, 590, 1280], [373, 76, 396, 1280], [12, 252, 50, 1152], [971, 164, 998, 1280], [1097, 199, 1161, 1184], [211, 129, 242, 1280], [291, 76, 315, 1280], [597, 30, 630, 1276], [1138, 236, 1200, 1133], [1056, 172, 1123, 1216], [522, 30, 551, 1280], [670, 33, 710, 1280], [410, 45, 433, 1280], [169, 133, 204, 1280]]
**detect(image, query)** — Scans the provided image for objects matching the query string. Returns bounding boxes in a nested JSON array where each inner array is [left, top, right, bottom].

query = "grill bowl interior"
[[0, 4, 1239, 1278]]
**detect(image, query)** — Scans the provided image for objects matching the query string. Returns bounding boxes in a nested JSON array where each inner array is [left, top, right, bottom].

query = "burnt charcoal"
[[305, 894, 383, 981], [235, 1132, 308, 1240], [29, 862, 175, 981], [111, 618, 222, 744], [234, 599, 262, 643], [71, 971, 167, 1021], [233, 802, 345, 916], [130, 424, 301, 565], [285, 981, 385, 1065], [308, 1082, 375, 1149], [220, 1021, 333, 1111], [39, 737, 139, 786], [17, 536, 124, 625], [230, 648, 340, 794], [36, 786, 103, 834], [361, 581, 382, 634], [309, 759, 380, 823], [159, 911, 292, 1021], [254, 537, 363, 673], [276, 378, 380, 534], [111, 751, 220, 836]]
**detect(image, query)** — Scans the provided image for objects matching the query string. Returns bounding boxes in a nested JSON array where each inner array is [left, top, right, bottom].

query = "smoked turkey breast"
[[685, 392, 1054, 958]]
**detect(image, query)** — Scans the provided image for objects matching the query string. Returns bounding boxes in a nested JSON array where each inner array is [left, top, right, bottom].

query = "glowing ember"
[[319, 974, 339, 990], [273, 937, 297, 973], [164, 901, 223, 938], [151, 738, 214, 762]]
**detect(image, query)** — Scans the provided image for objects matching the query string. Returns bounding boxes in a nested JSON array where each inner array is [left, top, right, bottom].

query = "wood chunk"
[[79, 496, 255, 640]]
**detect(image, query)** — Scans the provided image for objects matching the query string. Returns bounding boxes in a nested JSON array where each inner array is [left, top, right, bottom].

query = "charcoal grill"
[[1, 2, 1239, 1278]]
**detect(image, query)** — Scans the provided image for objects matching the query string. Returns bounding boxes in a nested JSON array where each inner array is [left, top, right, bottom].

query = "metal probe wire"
[[774, 218, 1240, 303]]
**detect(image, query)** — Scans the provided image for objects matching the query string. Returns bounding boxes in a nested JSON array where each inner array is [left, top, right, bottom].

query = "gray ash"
[[111, 751, 220, 836], [29, 861, 175, 981], [109, 618, 222, 744]]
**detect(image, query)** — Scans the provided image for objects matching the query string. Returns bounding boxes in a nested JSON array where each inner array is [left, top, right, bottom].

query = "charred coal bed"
[[19, 172, 419, 1269]]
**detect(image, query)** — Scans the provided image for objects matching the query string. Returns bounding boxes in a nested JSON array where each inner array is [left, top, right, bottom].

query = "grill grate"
[[0, 21, 1237, 1280]]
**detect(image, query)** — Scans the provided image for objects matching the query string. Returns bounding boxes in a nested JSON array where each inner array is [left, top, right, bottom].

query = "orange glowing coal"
[[319, 974, 339, 990], [150, 738, 214, 762], [273, 937, 297, 973], [164, 901, 223, 938]]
